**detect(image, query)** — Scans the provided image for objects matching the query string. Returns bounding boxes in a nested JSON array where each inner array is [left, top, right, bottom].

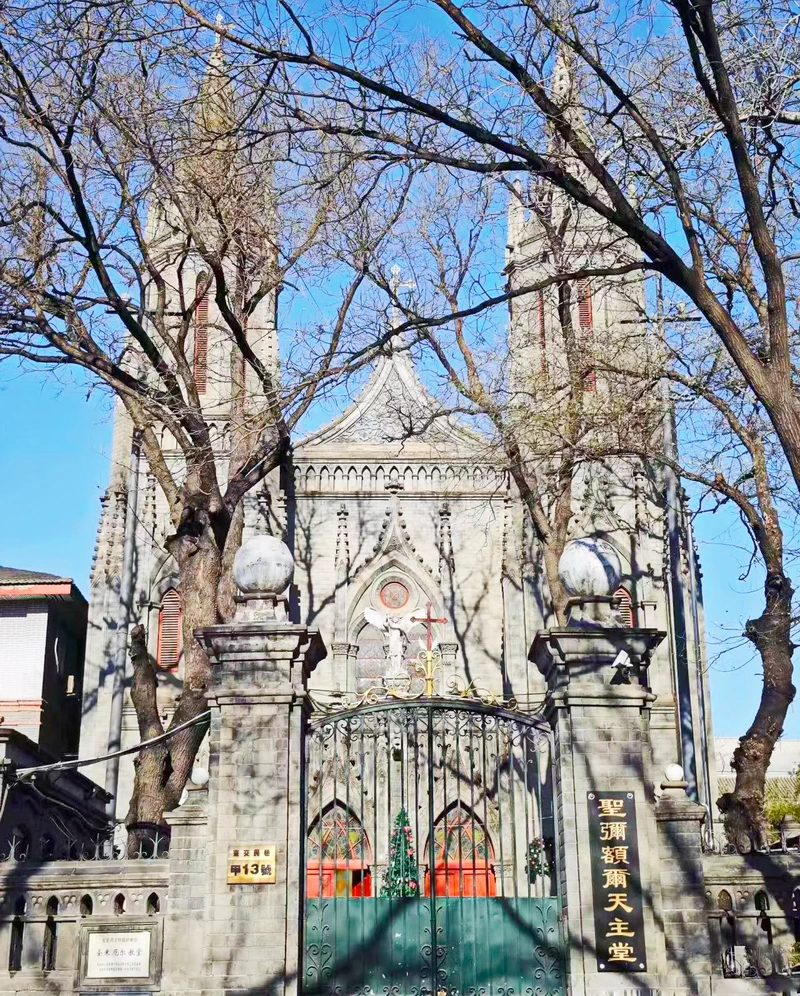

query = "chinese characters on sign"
[[85, 931, 151, 978], [587, 792, 647, 972], [227, 844, 277, 884]]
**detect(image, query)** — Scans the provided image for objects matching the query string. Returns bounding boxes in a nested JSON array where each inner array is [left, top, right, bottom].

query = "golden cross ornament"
[[410, 602, 447, 697]]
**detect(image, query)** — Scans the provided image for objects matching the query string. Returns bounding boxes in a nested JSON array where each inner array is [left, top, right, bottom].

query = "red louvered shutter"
[[613, 586, 635, 627], [194, 273, 209, 395], [577, 278, 596, 392], [538, 290, 547, 374], [157, 589, 182, 669]]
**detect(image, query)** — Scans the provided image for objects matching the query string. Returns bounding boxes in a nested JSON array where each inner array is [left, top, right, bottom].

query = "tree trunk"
[[126, 625, 171, 856], [718, 567, 796, 848], [125, 505, 222, 849]]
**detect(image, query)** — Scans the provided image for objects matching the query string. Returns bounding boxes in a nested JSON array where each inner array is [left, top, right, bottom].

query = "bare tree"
[[0, 2, 404, 845], [178, 0, 800, 838], [349, 165, 796, 843]]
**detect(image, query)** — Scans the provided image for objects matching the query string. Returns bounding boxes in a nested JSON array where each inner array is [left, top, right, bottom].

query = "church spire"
[[550, 43, 593, 149], [196, 16, 235, 140], [506, 179, 525, 264], [551, 44, 575, 106]]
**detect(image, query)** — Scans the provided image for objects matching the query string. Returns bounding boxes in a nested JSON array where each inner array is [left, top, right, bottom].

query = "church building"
[[1, 46, 799, 996]]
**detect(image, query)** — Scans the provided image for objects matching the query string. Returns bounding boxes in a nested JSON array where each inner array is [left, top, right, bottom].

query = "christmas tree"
[[381, 808, 420, 897]]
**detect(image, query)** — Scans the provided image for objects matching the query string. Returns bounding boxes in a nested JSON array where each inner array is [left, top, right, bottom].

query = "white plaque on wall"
[[86, 931, 151, 979]]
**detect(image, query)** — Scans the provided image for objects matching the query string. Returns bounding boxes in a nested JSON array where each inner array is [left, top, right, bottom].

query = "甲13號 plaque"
[[227, 844, 277, 884]]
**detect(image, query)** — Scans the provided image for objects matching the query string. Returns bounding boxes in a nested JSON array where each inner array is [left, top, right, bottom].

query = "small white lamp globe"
[[190, 767, 210, 787], [558, 538, 623, 597], [664, 763, 685, 784]]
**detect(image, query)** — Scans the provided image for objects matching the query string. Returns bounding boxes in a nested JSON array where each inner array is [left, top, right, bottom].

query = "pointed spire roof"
[[551, 44, 575, 105], [196, 17, 235, 139], [550, 43, 593, 149]]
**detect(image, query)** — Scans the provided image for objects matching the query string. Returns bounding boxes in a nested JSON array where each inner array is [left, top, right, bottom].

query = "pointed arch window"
[[194, 272, 209, 395], [156, 589, 182, 670], [354, 622, 387, 694], [42, 897, 58, 971], [717, 889, 733, 912], [8, 897, 25, 972], [307, 804, 372, 898], [613, 586, 635, 627], [425, 804, 496, 897], [577, 278, 596, 392]]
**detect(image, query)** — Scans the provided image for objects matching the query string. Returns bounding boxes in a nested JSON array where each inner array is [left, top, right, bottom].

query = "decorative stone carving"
[[233, 535, 295, 621], [558, 537, 622, 597], [233, 535, 294, 596]]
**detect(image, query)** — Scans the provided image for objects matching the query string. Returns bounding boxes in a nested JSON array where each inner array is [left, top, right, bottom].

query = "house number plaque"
[[227, 843, 277, 884]]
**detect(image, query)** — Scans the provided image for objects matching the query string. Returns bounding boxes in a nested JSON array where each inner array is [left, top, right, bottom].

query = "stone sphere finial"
[[233, 534, 294, 596], [558, 537, 622, 597]]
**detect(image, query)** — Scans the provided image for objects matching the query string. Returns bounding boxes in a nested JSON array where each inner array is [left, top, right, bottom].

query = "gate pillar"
[[196, 536, 325, 996], [531, 617, 668, 996]]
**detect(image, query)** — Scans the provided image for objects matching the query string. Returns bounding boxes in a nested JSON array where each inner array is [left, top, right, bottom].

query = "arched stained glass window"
[[717, 889, 733, 912], [308, 804, 371, 863], [307, 804, 372, 898], [430, 804, 494, 862], [425, 805, 496, 897], [157, 589, 182, 670]]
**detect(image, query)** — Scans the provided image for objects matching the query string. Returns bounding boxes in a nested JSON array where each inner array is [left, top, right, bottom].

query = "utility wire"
[[13, 710, 211, 780]]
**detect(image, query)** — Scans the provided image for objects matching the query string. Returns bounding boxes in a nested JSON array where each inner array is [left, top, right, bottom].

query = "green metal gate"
[[302, 700, 565, 996]]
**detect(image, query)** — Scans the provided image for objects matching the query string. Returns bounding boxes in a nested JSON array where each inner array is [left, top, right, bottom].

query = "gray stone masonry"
[[655, 777, 713, 990], [0, 859, 168, 996], [168, 616, 324, 996], [531, 625, 692, 996], [163, 781, 209, 988]]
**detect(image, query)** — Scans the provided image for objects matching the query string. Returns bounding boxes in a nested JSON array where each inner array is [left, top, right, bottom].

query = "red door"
[[425, 860, 496, 897], [307, 862, 373, 898]]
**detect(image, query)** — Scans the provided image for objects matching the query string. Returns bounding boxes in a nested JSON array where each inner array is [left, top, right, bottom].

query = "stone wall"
[[0, 859, 168, 996]]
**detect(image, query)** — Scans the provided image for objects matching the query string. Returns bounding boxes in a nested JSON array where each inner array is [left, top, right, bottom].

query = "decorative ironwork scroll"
[[587, 791, 647, 972], [303, 700, 564, 996]]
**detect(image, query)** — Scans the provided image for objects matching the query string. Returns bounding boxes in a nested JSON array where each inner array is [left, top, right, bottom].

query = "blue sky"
[[0, 360, 795, 740]]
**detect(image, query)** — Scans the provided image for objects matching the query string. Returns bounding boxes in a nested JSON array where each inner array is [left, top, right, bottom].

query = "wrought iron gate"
[[302, 700, 565, 996]]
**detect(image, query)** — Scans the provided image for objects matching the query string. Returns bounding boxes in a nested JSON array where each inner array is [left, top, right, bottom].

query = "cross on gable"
[[410, 601, 447, 652]]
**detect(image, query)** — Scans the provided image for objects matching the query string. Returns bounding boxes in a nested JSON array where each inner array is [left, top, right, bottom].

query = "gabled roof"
[[298, 349, 482, 455], [0, 566, 71, 585], [0, 567, 85, 604]]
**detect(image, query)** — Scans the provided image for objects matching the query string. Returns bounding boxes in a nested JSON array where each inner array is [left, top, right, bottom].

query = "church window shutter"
[[538, 290, 547, 374], [42, 898, 58, 971], [577, 278, 596, 392], [9, 897, 25, 971], [194, 272, 209, 395], [157, 589, 182, 669], [613, 586, 635, 627]]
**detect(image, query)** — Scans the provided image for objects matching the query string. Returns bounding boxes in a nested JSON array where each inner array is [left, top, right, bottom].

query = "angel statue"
[[363, 607, 421, 676]]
